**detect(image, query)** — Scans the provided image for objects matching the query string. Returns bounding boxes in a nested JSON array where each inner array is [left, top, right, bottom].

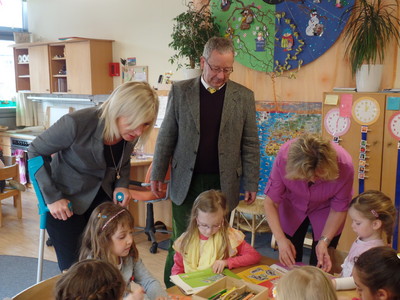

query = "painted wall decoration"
[[211, 0, 355, 73], [256, 101, 322, 195]]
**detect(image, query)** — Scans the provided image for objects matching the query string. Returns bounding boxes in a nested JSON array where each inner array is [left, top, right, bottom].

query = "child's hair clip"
[[370, 209, 379, 218], [97, 213, 107, 219]]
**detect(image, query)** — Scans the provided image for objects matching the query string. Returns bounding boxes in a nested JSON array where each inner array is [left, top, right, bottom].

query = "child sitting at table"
[[333, 190, 396, 290], [275, 265, 337, 300], [55, 259, 143, 300], [352, 246, 400, 300], [171, 189, 261, 275], [79, 202, 168, 300]]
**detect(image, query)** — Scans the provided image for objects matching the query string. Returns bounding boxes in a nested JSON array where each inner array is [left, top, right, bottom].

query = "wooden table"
[[167, 256, 358, 299]]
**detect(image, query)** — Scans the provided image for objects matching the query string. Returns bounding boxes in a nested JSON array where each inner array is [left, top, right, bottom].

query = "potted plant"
[[342, 0, 400, 92], [169, 1, 220, 78]]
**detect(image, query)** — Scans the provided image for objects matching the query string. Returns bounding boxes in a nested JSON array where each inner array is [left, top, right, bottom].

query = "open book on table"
[[170, 268, 240, 295]]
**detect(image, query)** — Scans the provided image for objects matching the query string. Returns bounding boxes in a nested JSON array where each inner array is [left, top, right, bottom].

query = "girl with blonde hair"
[[172, 189, 261, 275]]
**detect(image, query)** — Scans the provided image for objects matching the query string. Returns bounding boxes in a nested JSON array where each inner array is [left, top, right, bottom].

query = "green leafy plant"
[[342, 0, 400, 76], [169, 2, 220, 70]]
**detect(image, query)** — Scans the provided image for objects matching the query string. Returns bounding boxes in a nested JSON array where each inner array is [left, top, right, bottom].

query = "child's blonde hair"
[[79, 202, 138, 265], [179, 190, 230, 259], [55, 259, 126, 300], [350, 190, 396, 244], [276, 266, 337, 300]]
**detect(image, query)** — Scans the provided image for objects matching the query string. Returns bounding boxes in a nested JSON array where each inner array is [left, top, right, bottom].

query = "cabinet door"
[[65, 42, 92, 94], [29, 45, 51, 93]]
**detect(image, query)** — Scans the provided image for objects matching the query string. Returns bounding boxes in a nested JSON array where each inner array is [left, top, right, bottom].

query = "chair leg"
[[14, 194, 22, 219], [145, 203, 158, 253]]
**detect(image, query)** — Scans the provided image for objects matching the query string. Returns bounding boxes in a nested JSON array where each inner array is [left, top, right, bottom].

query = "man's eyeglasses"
[[204, 58, 233, 75], [196, 218, 222, 230]]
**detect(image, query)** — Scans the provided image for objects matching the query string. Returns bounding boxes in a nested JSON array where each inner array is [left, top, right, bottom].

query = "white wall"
[[27, 0, 187, 89]]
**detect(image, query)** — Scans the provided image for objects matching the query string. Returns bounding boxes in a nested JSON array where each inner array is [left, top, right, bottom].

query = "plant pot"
[[183, 68, 202, 79], [356, 64, 383, 92]]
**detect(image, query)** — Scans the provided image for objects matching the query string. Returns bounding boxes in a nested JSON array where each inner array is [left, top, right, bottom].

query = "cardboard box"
[[192, 277, 269, 300]]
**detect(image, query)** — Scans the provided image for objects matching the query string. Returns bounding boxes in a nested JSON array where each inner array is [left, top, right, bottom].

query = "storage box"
[[192, 277, 269, 300]]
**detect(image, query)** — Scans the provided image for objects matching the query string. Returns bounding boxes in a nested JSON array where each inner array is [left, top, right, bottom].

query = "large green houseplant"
[[342, 0, 400, 80], [169, 2, 220, 70]]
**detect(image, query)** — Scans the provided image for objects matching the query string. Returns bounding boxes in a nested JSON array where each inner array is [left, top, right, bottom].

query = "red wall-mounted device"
[[109, 62, 120, 76]]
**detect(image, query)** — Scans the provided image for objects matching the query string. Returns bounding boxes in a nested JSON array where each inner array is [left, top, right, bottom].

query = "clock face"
[[324, 108, 351, 137], [388, 112, 400, 140], [352, 97, 380, 125]]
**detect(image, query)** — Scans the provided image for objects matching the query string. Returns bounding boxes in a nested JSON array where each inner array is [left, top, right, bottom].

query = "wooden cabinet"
[[13, 38, 114, 95], [29, 45, 51, 93], [13, 47, 30, 91], [322, 92, 400, 250]]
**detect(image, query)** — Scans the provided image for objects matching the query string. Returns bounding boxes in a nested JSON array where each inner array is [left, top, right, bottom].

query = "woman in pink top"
[[264, 134, 354, 272]]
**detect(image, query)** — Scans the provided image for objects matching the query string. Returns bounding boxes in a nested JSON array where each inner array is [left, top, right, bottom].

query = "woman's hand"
[[316, 240, 332, 272], [114, 187, 131, 207], [277, 237, 296, 267], [212, 260, 228, 274], [48, 199, 73, 220]]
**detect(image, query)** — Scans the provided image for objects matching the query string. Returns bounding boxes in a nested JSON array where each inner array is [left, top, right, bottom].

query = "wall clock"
[[210, 0, 355, 72], [324, 108, 351, 137], [352, 97, 381, 125], [388, 112, 400, 140]]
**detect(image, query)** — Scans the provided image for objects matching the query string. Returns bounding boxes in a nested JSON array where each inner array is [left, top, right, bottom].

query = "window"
[[0, 0, 28, 99]]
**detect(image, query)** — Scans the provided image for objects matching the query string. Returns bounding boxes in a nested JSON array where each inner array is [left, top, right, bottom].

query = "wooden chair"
[[229, 197, 271, 247], [129, 162, 171, 253], [0, 156, 22, 227], [12, 274, 61, 300]]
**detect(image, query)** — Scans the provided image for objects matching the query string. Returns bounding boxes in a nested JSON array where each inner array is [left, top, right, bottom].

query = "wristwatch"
[[319, 235, 331, 245]]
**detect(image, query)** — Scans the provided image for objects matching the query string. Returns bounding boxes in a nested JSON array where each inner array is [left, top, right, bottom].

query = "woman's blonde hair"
[[276, 266, 337, 300], [79, 202, 138, 265], [99, 81, 159, 144], [55, 259, 125, 300], [350, 190, 396, 244], [286, 133, 339, 181], [179, 190, 230, 259]]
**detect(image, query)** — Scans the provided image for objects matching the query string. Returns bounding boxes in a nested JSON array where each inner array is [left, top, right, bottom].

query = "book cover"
[[170, 268, 240, 295], [236, 265, 281, 285]]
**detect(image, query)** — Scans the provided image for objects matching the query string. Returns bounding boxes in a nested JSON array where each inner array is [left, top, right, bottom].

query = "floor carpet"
[[0, 255, 60, 299]]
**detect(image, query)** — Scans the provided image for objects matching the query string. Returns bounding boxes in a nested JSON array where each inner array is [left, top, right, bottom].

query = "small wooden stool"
[[229, 197, 270, 247]]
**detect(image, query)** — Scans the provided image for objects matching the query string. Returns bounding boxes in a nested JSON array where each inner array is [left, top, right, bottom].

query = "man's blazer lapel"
[[186, 77, 201, 133], [220, 80, 238, 132]]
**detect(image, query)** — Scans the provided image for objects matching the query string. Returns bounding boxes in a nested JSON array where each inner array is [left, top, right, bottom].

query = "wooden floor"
[[0, 187, 169, 288]]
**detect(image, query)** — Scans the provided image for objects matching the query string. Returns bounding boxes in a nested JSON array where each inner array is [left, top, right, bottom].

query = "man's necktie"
[[207, 87, 217, 94]]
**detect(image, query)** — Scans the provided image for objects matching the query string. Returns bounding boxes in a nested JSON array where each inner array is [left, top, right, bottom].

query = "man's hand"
[[244, 191, 256, 204], [150, 180, 164, 198]]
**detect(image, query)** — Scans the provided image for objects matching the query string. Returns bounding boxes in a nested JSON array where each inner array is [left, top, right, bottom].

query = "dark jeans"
[[285, 217, 340, 265], [164, 173, 220, 288], [46, 190, 111, 271]]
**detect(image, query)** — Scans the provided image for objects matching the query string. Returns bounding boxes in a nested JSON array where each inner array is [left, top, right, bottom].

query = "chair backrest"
[[144, 162, 171, 192], [0, 163, 19, 181]]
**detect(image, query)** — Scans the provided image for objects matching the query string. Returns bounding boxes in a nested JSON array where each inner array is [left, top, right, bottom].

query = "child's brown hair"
[[350, 190, 396, 244], [179, 189, 230, 259], [55, 259, 126, 300], [79, 202, 138, 265]]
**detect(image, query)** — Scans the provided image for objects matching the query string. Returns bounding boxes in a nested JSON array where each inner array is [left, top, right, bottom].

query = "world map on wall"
[[210, 0, 355, 73], [256, 101, 322, 195]]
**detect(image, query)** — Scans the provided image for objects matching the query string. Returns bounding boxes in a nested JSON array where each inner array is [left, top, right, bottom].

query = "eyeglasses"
[[204, 58, 234, 75], [196, 218, 222, 230]]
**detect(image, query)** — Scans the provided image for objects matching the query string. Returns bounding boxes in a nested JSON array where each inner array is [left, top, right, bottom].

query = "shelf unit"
[[49, 45, 67, 93], [13, 47, 30, 91]]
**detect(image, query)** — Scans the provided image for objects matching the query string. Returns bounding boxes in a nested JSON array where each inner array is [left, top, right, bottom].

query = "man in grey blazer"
[[151, 37, 260, 287]]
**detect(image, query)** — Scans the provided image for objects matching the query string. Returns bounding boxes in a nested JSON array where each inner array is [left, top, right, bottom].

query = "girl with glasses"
[[171, 189, 261, 275]]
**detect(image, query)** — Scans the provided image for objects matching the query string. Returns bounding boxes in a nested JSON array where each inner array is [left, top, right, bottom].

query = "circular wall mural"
[[211, 0, 355, 73]]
